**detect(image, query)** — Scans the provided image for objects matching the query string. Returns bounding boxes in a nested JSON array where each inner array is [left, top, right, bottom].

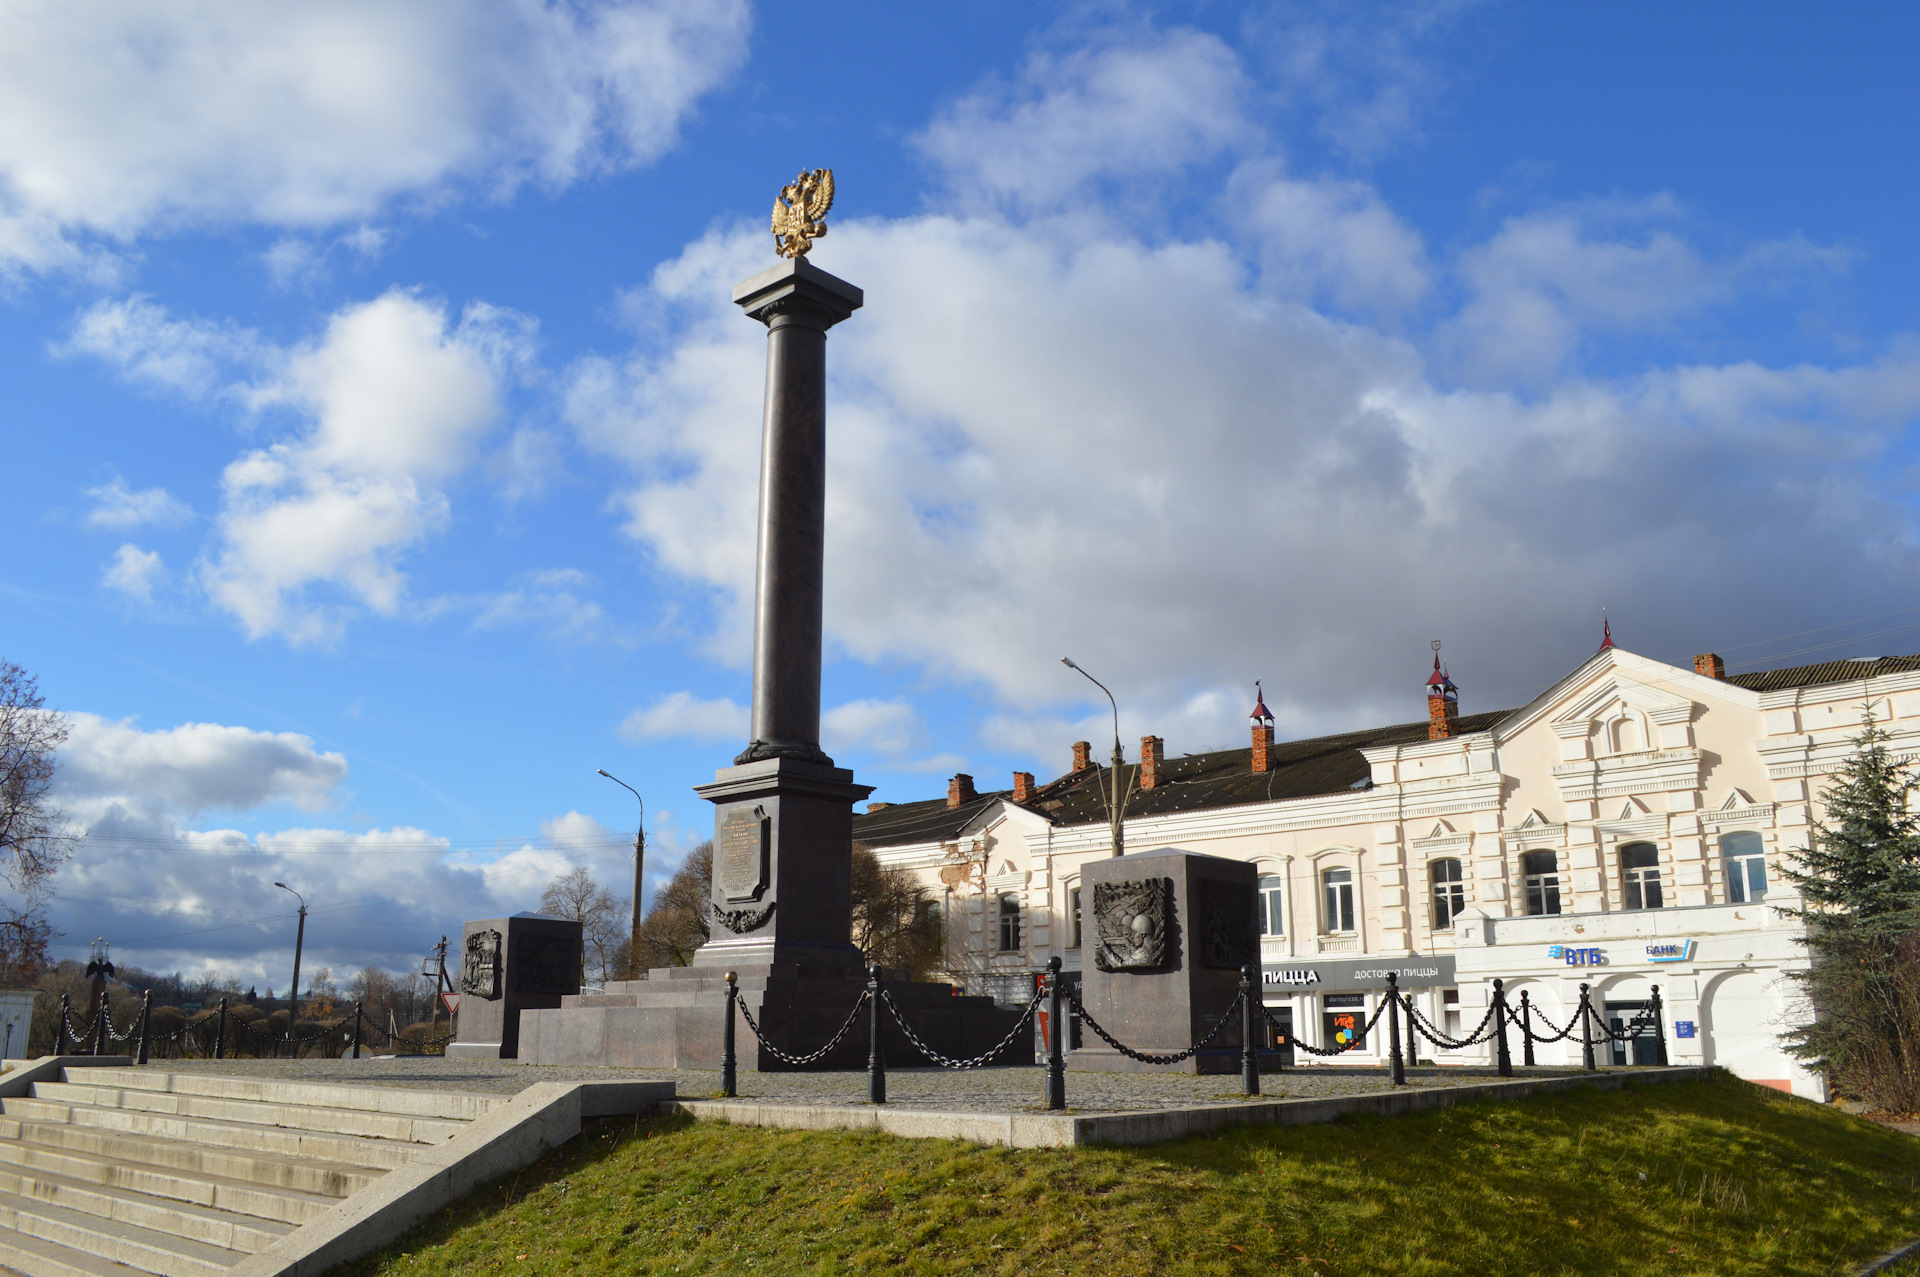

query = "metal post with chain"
[[867, 965, 887, 1105], [1045, 957, 1065, 1111], [1579, 983, 1596, 1071], [1402, 992, 1418, 1070], [1240, 965, 1260, 1096], [55, 995, 69, 1055], [214, 997, 228, 1060], [722, 973, 738, 1098], [351, 1001, 363, 1060], [1386, 973, 1404, 1086], [1520, 990, 1536, 1067], [1492, 979, 1512, 1077], [135, 991, 152, 1065], [1651, 986, 1668, 1066]]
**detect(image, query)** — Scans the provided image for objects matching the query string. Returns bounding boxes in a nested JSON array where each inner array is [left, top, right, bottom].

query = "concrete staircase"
[[0, 1064, 511, 1276]]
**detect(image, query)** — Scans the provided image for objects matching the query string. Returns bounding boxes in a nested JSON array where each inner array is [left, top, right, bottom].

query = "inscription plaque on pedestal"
[[717, 805, 770, 901]]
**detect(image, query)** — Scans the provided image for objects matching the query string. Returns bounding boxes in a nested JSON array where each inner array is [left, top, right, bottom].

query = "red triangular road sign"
[[442, 992, 460, 1015]]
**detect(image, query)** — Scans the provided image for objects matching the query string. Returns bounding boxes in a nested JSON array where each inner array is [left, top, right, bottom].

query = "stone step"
[[68, 1070, 504, 1124], [0, 1163, 291, 1254], [29, 1083, 467, 1145], [0, 1191, 242, 1277], [0, 1103, 418, 1171], [0, 1136, 341, 1225], [0, 1120, 387, 1197], [0, 1225, 148, 1277]]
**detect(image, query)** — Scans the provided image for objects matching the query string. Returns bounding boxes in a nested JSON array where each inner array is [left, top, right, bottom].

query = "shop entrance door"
[[1605, 1000, 1659, 1066], [1322, 994, 1367, 1054], [1262, 1003, 1296, 1066]]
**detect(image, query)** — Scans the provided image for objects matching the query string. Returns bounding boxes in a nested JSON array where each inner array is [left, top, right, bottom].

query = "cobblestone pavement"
[[144, 1057, 1628, 1115]]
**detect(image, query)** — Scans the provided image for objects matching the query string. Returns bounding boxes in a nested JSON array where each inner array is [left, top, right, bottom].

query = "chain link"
[[735, 990, 871, 1067], [1406, 999, 1499, 1051], [1508, 1001, 1582, 1044], [1257, 997, 1392, 1057], [879, 988, 1040, 1069], [1069, 990, 1244, 1065]]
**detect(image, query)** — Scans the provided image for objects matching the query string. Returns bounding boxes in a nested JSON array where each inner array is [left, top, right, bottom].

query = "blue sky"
[[5, 1, 1919, 985]]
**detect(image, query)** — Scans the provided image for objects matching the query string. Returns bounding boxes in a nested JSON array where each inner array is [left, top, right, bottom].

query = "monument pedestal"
[[1068, 848, 1282, 1075], [446, 913, 583, 1060]]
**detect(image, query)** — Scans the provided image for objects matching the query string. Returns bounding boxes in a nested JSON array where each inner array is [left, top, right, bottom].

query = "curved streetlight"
[[597, 770, 645, 971], [1061, 657, 1131, 858], [272, 882, 307, 1058]]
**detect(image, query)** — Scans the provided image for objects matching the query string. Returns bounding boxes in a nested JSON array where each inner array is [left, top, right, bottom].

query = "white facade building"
[[853, 642, 1920, 1102]]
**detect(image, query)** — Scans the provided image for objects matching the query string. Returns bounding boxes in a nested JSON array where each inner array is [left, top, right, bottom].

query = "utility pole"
[[1062, 658, 1132, 857], [274, 883, 307, 1059], [597, 769, 645, 975]]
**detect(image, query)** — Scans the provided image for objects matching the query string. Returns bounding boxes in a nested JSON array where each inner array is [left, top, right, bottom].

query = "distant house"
[[853, 640, 1920, 1101]]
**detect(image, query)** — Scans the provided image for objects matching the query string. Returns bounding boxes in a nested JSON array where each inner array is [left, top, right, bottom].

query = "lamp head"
[[1060, 657, 1078, 671], [597, 769, 611, 778], [273, 882, 287, 889]]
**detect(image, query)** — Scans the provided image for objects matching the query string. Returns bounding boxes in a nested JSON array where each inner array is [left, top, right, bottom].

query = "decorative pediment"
[[1717, 789, 1753, 811], [1550, 677, 1694, 734]]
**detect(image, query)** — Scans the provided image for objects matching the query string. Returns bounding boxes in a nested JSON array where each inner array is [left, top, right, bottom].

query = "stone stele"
[[446, 912, 584, 1060]]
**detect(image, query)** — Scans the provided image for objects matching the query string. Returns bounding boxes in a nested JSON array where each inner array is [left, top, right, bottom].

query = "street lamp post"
[[273, 882, 307, 1059], [598, 770, 645, 976], [1061, 658, 1132, 858]]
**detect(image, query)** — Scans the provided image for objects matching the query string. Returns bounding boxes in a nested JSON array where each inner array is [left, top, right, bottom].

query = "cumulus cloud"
[[0, 0, 750, 271], [84, 478, 193, 529], [64, 297, 262, 398], [619, 691, 747, 743], [101, 544, 164, 602], [569, 26, 1920, 769], [56, 714, 349, 820], [463, 568, 610, 644]]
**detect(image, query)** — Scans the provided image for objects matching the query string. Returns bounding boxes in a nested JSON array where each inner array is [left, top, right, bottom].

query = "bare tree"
[[540, 866, 628, 986], [851, 844, 944, 982], [632, 841, 712, 971], [0, 663, 70, 986]]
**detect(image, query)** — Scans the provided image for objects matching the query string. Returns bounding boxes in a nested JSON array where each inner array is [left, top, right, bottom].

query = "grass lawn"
[[337, 1072, 1920, 1276]]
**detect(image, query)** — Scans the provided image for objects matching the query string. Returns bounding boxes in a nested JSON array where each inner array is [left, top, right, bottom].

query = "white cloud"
[[915, 27, 1251, 212], [821, 699, 921, 758], [64, 297, 261, 398], [0, 0, 750, 271], [56, 714, 349, 819], [618, 691, 747, 743], [102, 543, 164, 601], [85, 478, 193, 529], [464, 568, 610, 644], [1229, 161, 1429, 315]]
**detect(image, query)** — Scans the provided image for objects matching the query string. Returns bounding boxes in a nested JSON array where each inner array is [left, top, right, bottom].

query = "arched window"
[[1620, 842, 1663, 910], [1257, 875, 1285, 937], [1522, 851, 1561, 916], [1431, 859, 1466, 930], [997, 893, 1021, 951], [1722, 832, 1768, 903], [1322, 868, 1355, 933]]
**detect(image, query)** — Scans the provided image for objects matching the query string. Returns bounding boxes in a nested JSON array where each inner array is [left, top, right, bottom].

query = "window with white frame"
[[1322, 867, 1355, 933], [1257, 875, 1285, 937], [1620, 842, 1663, 910], [1721, 831, 1768, 903], [1067, 886, 1083, 949], [1430, 858, 1466, 930], [1522, 850, 1561, 916], [997, 893, 1021, 951]]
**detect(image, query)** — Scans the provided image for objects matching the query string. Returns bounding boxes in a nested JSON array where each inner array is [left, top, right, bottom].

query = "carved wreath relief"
[[461, 929, 502, 1000], [1093, 878, 1172, 972], [1200, 877, 1257, 970]]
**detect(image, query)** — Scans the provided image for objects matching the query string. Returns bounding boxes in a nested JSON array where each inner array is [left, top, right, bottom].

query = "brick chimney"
[[1011, 771, 1035, 804], [1071, 741, 1094, 774], [1694, 652, 1726, 680], [1250, 681, 1275, 774], [946, 773, 977, 808], [1139, 736, 1165, 789], [1427, 648, 1459, 740]]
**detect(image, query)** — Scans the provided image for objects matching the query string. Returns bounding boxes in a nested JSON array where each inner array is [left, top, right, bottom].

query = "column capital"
[[734, 257, 863, 329]]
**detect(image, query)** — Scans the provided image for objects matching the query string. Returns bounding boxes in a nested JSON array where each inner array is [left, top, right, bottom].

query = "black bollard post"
[[136, 991, 152, 1065], [55, 995, 69, 1055], [1579, 983, 1596, 1071], [721, 972, 738, 1099], [867, 965, 887, 1105], [1240, 965, 1260, 1096], [1386, 973, 1404, 1087], [1045, 957, 1066, 1111], [1402, 992, 1418, 1070], [92, 1002, 109, 1057], [351, 1001, 363, 1060], [1520, 990, 1536, 1067], [1650, 985, 1669, 1066], [214, 997, 228, 1060], [1492, 979, 1512, 1078]]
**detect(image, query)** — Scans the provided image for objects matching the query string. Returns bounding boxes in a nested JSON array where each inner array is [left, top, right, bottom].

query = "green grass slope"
[[340, 1073, 1920, 1276]]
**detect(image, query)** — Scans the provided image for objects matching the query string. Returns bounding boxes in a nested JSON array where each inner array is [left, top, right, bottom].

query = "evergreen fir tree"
[[1780, 710, 1920, 1112]]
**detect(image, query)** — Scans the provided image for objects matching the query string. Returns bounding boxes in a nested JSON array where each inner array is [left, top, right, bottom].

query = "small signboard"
[[1674, 1020, 1696, 1039], [442, 992, 461, 1016]]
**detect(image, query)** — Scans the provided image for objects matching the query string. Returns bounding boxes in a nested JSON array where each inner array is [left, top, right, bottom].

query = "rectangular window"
[[1430, 859, 1465, 930], [1067, 887, 1082, 949], [1257, 875, 1285, 937], [1621, 842, 1664, 910], [1522, 851, 1561, 916], [997, 893, 1021, 952], [1722, 832, 1768, 903], [1442, 988, 1462, 1039], [1323, 868, 1355, 933], [1322, 993, 1366, 1051]]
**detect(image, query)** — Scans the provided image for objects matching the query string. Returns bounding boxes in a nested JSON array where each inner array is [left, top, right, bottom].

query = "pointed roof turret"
[[1599, 614, 1616, 652], [1426, 642, 1456, 699], [1249, 680, 1274, 727]]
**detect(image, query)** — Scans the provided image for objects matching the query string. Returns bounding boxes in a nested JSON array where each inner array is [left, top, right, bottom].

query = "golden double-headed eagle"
[[771, 169, 833, 259]]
